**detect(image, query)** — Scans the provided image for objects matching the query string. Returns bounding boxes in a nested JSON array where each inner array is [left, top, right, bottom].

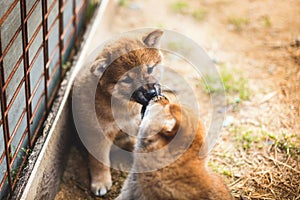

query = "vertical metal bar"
[[72, 0, 77, 39], [41, 0, 49, 111], [20, 0, 32, 147], [0, 28, 13, 197], [58, 0, 64, 79]]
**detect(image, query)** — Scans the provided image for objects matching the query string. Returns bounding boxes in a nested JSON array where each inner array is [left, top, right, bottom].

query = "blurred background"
[[0, 0, 298, 199], [56, 0, 299, 199]]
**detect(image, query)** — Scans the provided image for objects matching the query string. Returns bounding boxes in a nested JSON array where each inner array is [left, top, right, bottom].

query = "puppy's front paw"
[[90, 172, 112, 196]]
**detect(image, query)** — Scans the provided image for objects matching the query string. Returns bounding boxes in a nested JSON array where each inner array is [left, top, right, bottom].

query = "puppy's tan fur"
[[74, 30, 164, 196], [116, 97, 233, 200]]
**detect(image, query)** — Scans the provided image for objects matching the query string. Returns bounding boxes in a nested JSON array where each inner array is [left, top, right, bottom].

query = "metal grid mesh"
[[0, 0, 89, 198]]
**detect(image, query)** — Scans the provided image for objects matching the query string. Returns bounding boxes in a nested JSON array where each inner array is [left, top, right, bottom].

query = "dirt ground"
[[55, 0, 300, 199]]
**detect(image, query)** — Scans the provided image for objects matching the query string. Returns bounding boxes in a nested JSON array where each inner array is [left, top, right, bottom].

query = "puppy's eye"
[[122, 76, 132, 83]]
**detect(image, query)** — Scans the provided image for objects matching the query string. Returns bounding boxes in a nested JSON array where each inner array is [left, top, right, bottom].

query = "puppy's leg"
[[88, 141, 112, 196]]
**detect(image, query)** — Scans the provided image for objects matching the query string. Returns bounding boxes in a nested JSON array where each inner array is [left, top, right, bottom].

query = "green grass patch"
[[156, 23, 166, 29], [208, 161, 233, 177], [262, 130, 300, 157], [234, 128, 260, 150], [230, 124, 300, 156], [171, 1, 189, 14], [192, 8, 208, 21], [200, 65, 250, 100], [118, 0, 128, 7], [228, 16, 250, 31], [263, 15, 272, 27], [170, 2, 209, 22]]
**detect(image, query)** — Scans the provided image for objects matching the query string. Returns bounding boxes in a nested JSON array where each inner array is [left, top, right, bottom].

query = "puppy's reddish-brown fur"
[[116, 96, 233, 200]]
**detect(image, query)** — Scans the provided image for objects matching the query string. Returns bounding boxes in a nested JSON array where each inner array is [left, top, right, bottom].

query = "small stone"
[[235, 97, 241, 103], [128, 3, 141, 10], [223, 116, 234, 127]]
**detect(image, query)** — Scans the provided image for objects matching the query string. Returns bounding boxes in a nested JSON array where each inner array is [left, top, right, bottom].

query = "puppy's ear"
[[168, 104, 181, 122], [90, 58, 107, 76], [162, 104, 181, 137], [143, 29, 164, 48]]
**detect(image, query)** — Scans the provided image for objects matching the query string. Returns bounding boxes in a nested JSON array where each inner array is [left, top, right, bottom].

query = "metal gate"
[[0, 0, 92, 198]]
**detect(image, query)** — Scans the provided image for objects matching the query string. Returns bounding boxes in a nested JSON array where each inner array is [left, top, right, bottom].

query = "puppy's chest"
[[98, 101, 142, 135]]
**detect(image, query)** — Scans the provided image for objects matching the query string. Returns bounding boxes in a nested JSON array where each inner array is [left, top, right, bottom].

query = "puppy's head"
[[136, 96, 182, 152], [90, 30, 164, 105], [137, 96, 205, 156]]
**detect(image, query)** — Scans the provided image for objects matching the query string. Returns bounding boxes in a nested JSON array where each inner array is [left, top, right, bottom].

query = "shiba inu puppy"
[[74, 30, 164, 196], [116, 96, 233, 200]]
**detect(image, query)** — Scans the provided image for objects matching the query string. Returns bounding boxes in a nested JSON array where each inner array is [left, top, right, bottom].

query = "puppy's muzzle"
[[131, 83, 161, 106]]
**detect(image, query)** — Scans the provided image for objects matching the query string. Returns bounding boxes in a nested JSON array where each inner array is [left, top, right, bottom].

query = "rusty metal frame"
[[0, 0, 89, 198]]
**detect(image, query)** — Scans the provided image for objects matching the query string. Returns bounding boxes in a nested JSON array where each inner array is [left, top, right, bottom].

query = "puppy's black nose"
[[144, 88, 157, 100], [144, 83, 161, 100], [131, 83, 161, 105]]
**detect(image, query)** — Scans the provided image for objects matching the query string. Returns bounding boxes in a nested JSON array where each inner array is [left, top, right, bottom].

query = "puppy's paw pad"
[[92, 186, 108, 196], [100, 188, 107, 196], [91, 178, 112, 196]]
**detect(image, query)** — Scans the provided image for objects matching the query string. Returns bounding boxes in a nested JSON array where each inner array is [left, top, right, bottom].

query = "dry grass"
[[229, 152, 300, 199], [210, 124, 300, 200]]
